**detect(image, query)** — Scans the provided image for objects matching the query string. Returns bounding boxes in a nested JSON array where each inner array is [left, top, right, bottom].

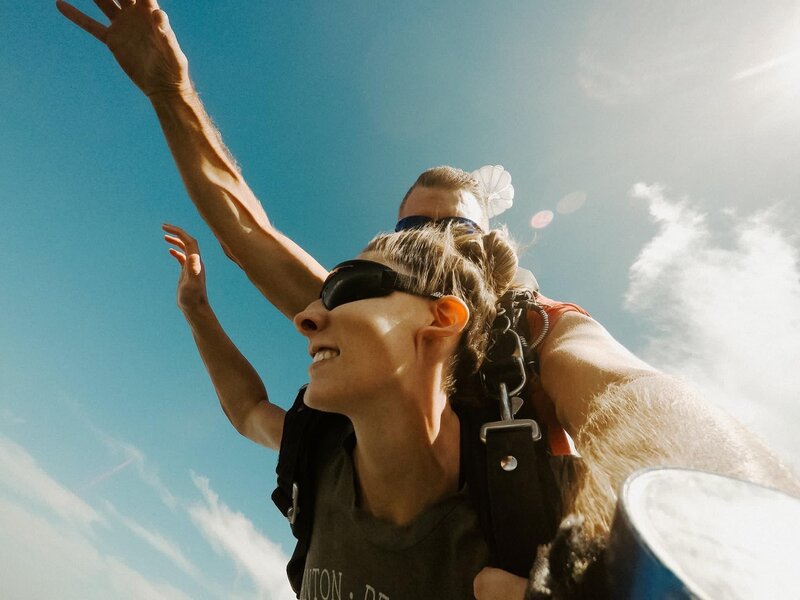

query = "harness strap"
[[271, 387, 314, 593], [476, 290, 566, 575], [272, 386, 310, 535], [484, 422, 556, 576], [272, 387, 349, 594]]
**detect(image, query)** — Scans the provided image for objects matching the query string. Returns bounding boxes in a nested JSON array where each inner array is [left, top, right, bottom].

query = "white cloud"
[[0, 497, 192, 600], [0, 434, 102, 528], [625, 183, 800, 470], [120, 441, 180, 510], [103, 500, 201, 581], [188, 472, 295, 600], [0, 436, 193, 600], [1, 408, 26, 425], [0, 412, 289, 599]]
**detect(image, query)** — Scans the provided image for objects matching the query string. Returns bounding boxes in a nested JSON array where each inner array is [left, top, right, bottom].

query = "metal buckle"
[[480, 381, 541, 443], [480, 419, 542, 443], [478, 291, 543, 444], [286, 482, 299, 525]]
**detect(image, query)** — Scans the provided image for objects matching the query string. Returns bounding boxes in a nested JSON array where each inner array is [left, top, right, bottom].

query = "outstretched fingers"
[[168, 247, 186, 266], [56, 0, 108, 42], [92, 0, 122, 20], [163, 233, 185, 248], [162, 224, 197, 248], [162, 223, 188, 236], [163, 223, 201, 265], [139, 0, 160, 9]]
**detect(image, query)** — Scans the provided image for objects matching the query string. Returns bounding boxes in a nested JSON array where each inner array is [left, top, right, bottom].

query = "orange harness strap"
[[527, 295, 589, 457]]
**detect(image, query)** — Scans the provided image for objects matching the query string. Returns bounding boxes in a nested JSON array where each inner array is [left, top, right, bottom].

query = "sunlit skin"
[[400, 186, 488, 231], [290, 251, 471, 527]]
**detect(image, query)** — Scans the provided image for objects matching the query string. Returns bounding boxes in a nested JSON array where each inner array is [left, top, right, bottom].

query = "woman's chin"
[[303, 384, 339, 412]]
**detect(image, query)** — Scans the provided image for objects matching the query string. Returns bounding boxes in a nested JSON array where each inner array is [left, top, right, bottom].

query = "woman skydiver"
[[163, 221, 525, 599]]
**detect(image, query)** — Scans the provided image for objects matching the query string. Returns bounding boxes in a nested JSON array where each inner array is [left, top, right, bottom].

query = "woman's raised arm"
[[163, 223, 285, 450]]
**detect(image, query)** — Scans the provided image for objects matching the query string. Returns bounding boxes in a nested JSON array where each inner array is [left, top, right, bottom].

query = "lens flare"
[[557, 191, 587, 214], [530, 210, 554, 229]]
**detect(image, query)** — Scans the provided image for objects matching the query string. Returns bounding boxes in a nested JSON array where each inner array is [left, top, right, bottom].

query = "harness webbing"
[[473, 290, 562, 574]]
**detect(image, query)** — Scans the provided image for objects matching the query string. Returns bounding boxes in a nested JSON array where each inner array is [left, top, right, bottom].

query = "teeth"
[[312, 349, 339, 363]]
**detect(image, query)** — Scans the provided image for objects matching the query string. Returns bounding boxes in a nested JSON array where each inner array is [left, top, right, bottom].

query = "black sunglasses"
[[394, 215, 483, 234], [320, 259, 443, 310]]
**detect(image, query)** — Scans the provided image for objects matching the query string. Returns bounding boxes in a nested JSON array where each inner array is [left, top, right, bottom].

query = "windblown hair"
[[363, 224, 517, 395], [399, 166, 490, 230], [563, 376, 800, 538]]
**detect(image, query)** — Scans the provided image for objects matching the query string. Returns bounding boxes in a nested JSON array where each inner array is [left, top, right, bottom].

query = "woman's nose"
[[293, 299, 327, 336]]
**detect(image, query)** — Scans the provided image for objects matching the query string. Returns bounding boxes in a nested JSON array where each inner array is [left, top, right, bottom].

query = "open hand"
[[473, 567, 527, 600], [56, 0, 191, 98], [163, 224, 208, 314]]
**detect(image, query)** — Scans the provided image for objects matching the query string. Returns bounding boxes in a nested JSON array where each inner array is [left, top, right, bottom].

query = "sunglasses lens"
[[395, 216, 432, 232], [321, 263, 386, 309], [447, 217, 482, 233]]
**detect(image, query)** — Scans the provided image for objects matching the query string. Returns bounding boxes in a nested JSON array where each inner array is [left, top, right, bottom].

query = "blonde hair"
[[363, 224, 517, 395], [563, 376, 800, 538], [400, 166, 490, 230]]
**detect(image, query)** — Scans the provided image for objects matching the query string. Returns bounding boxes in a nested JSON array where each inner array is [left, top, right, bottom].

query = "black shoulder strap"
[[271, 387, 315, 594], [271, 386, 348, 595], [466, 290, 563, 577]]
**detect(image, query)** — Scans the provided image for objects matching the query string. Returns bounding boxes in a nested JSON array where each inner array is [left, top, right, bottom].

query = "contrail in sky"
[[731, 51, 799, 81], [81, 457, 135, 490]]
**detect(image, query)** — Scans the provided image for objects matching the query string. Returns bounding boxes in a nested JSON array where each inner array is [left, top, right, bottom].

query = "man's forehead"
[[400, 186, 484, 222]]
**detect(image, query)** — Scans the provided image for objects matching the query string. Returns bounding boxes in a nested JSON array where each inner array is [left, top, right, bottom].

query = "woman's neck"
[[349, 385, 461, 527]]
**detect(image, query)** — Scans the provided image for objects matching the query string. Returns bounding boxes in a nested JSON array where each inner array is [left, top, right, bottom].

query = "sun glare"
[[730, 15, 800, 123]]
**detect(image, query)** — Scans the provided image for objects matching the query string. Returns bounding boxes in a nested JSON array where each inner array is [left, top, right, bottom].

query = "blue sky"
[[2, 1, 800, 598]]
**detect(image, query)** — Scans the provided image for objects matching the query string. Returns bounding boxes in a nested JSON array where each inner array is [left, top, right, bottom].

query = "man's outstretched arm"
[[57, 0, 327, 318], [539, 312, 800, 534]]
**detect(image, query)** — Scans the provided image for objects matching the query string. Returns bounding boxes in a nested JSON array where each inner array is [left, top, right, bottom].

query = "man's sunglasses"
[[320, 259, 443, 310], [394, 215, 483, 234]]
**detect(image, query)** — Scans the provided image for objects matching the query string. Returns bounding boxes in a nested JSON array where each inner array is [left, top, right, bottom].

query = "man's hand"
[[56, 0, 191, 98], [59, 1, 329, 321], [473, 567, 527, 600], [163, 224, 208, 314]]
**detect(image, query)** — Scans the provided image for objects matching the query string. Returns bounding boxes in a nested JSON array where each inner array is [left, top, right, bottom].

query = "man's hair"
[[400, 166, 490, 230], [363, 224, 517, 397]]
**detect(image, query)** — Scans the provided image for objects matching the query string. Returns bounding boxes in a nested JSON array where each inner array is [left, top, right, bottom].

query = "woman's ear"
[[423, 295, 469, 339]]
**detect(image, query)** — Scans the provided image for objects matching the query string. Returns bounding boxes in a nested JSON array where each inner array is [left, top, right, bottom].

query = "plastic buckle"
[[286, 482, 299, 525]]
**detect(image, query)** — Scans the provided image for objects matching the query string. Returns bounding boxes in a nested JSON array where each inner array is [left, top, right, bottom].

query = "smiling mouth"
[[312, 349, 340, 364]]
